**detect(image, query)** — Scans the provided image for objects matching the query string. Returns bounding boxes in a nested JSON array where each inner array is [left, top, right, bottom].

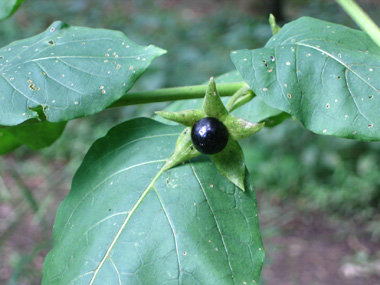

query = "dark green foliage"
[[0, 0, 25, 20], [232, 17, 380, 141], [43, 118, 264, 284]]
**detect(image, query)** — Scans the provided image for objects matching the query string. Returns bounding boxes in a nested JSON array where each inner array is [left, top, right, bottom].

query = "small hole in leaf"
[[28, 83, 38, 91], [48, 40, 55, 45], [369, 95, 374, 99], [337, 76, 341, 79]]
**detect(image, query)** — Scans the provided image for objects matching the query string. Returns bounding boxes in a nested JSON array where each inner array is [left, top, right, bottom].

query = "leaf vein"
[[190, 162, 235, 282], [152, 185, 182, 283], [88, 164, 166, 284]]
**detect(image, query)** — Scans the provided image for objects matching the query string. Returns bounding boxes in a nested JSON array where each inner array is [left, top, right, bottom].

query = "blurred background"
[[1, 0, 380, 284]]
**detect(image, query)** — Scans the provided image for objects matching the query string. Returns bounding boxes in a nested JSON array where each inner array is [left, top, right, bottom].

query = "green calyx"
[[156, 77, 264, 191]]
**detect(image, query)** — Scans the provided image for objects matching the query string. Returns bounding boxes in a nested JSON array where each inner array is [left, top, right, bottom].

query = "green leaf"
[[231, 17, 380, 141], [0, 121, 66, 154], [0, 129, 21, 154], [0, 21, 166, 126], [43, 118, 264, 284], [0, 0, 25, 20], [268, 14, 281, 35]]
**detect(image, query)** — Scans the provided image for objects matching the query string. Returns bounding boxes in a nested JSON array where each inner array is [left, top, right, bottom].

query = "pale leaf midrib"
[[88, 164, 166, 284]]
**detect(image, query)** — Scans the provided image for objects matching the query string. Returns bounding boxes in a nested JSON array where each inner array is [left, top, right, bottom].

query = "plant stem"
[[336, 0, 380, 48], [10, 169, 39, 213], [108, 82, 246, 108], [226, 86, 252, 112]]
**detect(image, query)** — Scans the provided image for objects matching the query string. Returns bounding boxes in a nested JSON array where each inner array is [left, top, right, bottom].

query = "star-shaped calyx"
[[156, 77, 264, 191]]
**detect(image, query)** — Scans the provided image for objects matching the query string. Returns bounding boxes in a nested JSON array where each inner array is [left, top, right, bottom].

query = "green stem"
[[108, 82, 246, 108], [10, 169, 39, 213], [336, 0, 380, 48]]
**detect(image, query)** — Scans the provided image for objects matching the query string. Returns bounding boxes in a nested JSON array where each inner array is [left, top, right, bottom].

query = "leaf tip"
[[268, 13, 281, 35], [239, 185, 246, 192]]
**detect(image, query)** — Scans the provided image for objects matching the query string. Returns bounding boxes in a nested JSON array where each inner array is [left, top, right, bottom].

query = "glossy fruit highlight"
[[191, 117, 229, 155]]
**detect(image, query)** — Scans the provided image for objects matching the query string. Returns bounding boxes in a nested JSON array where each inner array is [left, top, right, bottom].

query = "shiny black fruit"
[[191, 117, 229, 155]]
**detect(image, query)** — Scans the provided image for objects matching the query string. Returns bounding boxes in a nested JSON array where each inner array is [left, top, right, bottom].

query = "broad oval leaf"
[[0, 121, 66, 154], [0, 21, 166, 126], [0, 0, 25, 20], [232, 17, 380, 141], [43, 118, 264, 284]]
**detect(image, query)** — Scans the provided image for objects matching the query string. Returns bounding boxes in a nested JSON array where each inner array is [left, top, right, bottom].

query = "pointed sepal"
[[203, 77, 229, 120], [155, 109, 204, 127], [224, 115, 265, 140], [158, 76, 264, 189], [211, 138, 246, 191], [163, 127, 200, 171]]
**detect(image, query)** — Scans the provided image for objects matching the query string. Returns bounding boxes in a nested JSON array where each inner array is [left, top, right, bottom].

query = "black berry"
[[191, 117, 229, 155]]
